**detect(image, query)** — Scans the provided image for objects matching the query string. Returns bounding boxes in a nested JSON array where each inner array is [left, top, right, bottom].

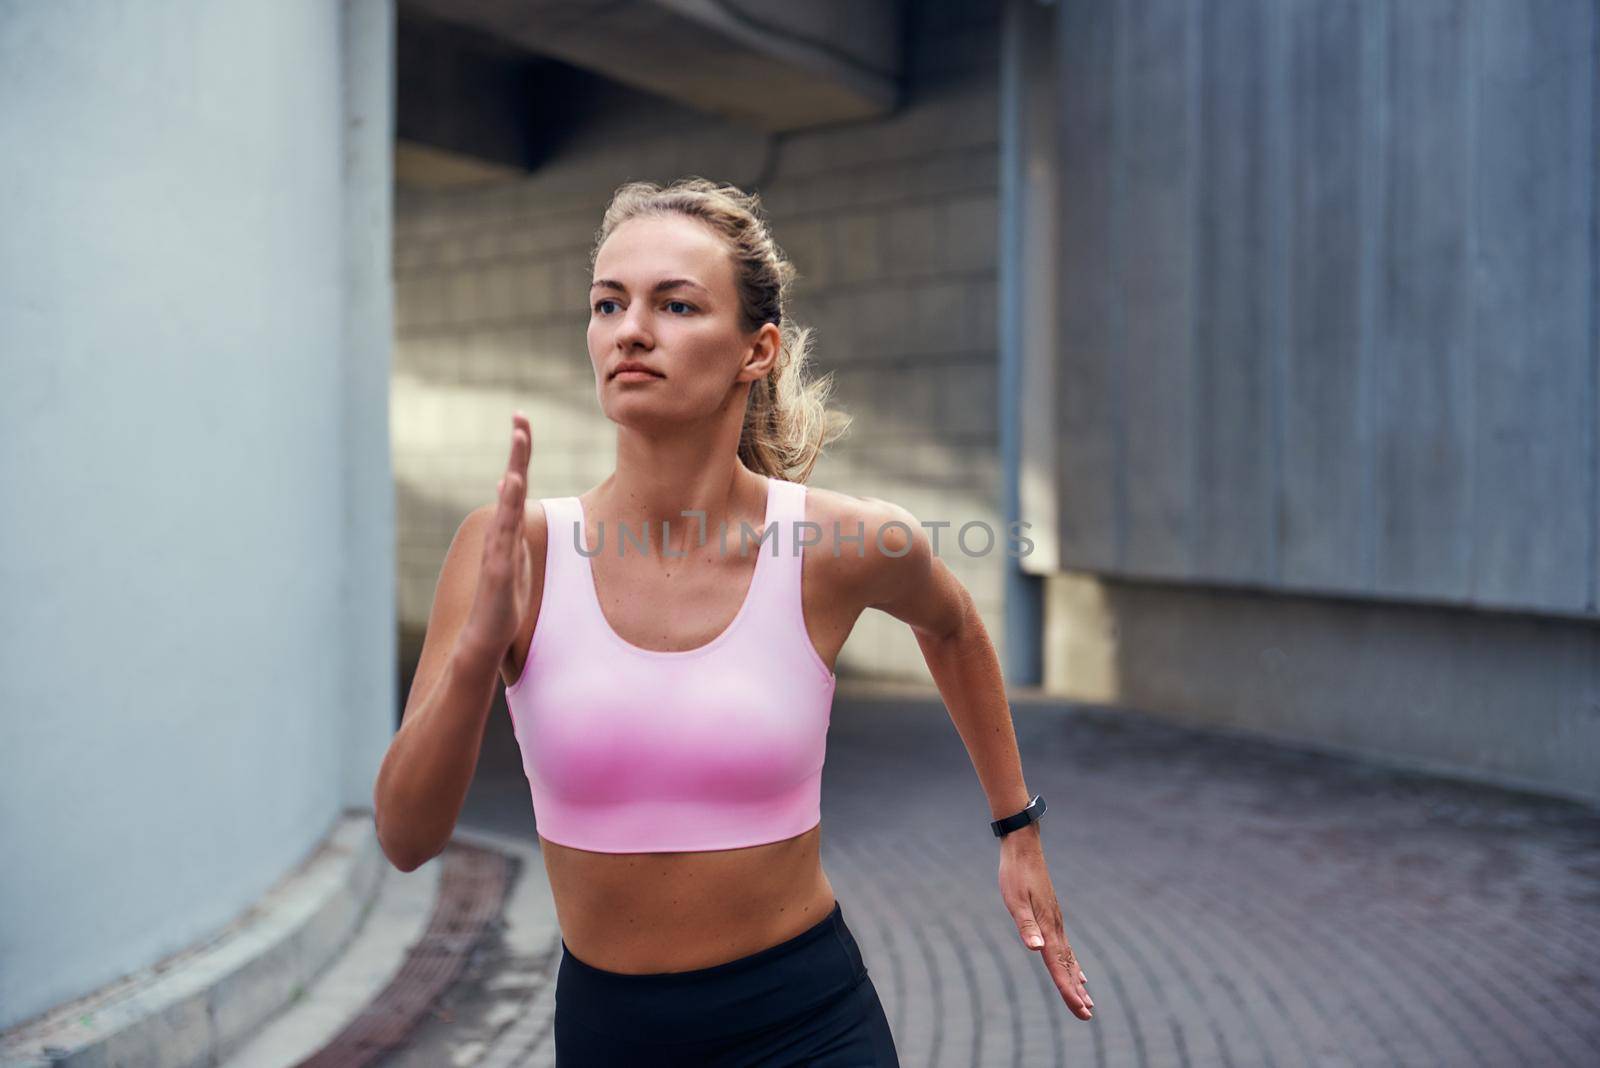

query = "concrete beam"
[[396, 9, 601, 179], [401, 0, 903, 132]]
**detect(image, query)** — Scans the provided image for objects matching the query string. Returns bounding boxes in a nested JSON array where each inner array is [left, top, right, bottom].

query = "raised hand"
[[462, 411, 535, 662]]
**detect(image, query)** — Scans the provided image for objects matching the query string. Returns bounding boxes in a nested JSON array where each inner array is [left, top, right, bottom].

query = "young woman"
[[373, 178, 1093, 1065]]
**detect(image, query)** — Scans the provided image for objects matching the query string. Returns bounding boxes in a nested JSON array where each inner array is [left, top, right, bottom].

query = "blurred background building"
[[3, 0, 1596, 1042]]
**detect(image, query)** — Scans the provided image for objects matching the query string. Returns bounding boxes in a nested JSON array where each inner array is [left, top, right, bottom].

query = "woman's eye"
[[665, 300, 694, 314], [588, 295, 688, 313]]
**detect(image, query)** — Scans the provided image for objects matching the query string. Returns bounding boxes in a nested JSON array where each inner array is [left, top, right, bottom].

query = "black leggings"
[[553, 900, 901, 1066]]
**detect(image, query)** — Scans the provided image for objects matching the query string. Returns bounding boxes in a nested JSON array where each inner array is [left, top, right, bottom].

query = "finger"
[[500, 428, 531, 532], [1055, 913, 1094, 1009], [499, 471, 525, 537], [1064, 956, 1092, 1011], [1035, 904, 1092, 1019], [507, 411, 532, 477], [1010, 901, 1046, 950], [1041, 932, 1093, 1019], [506, 438, 529, 491]]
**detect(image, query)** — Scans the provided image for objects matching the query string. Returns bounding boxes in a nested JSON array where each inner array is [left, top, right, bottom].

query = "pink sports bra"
[[503, 475, 838, 853]]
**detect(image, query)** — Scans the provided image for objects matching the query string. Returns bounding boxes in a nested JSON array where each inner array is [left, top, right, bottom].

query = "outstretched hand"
[[462, 411, 535, 660], [999, 829, 1095, 1021]]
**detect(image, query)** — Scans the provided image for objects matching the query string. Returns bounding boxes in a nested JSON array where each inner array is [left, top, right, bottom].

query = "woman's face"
[[586, 213, 772, 428]]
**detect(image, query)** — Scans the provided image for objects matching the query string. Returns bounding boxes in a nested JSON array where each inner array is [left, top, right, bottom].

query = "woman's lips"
[[613, 369, 664, 381]]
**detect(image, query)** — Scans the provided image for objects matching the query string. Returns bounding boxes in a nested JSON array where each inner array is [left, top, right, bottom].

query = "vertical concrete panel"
[[1374, 0, 1475, 599], [1282, 0, 1366, 588], [1047, 0, 1597, 622], [1355, 1, 1388, 592], [1470, 0, 1595, 612], [1015, 0, 1063, 577], [1054, 0, 1119, 570], [0, 0, 350, 1029], [1116, 0, 1198, 578], [1194, 0, 1275, 582], [341, 0, 398, 801]]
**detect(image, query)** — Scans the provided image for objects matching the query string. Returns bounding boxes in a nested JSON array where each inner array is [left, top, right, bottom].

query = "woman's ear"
[[739, 322, 782, 382]]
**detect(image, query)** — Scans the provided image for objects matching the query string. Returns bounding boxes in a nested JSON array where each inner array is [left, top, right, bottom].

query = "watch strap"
[[991, 793, 1046, 837]]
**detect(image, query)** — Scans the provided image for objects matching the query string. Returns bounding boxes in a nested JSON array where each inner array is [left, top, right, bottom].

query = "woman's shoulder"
[[799, 483, 920, 548], [795, 482, 928, 593], [454, 494, 552, 565]]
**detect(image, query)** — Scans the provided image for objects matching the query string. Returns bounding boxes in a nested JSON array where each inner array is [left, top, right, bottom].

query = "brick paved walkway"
[[442, 687, 1600, 1067]]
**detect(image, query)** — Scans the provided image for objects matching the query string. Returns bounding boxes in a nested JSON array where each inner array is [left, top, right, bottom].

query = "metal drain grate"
[[297, 841, 513, 1067]]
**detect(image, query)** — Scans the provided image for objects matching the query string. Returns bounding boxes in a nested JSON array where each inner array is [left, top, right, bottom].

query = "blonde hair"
[[591, 177, 851, 484]]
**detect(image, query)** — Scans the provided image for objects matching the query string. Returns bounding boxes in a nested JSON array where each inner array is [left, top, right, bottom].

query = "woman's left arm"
[[855, 498, 1095, 1022]]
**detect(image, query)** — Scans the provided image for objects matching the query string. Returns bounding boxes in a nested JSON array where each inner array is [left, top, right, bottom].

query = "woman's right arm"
[[372, 413, 539, 871]]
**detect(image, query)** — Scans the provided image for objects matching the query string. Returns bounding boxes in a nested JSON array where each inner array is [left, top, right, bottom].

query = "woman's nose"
[[614, 306, 653, 348]]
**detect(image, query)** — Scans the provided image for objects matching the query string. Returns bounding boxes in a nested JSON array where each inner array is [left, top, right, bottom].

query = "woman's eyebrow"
[[589, 278, 710, 296]]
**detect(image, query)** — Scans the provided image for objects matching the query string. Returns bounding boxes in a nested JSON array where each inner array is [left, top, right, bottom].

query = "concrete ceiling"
[[399, 0, 904, 134]]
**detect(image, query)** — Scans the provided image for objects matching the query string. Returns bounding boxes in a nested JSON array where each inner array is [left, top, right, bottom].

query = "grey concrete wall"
[[392, 0, 1002, 686], [0, 0, 394, 1029], [1044, 570, 1600, 805], [1009, 0, 1600, 804], [342, 0, 400, 807], [1048, 0, 1598, 621]]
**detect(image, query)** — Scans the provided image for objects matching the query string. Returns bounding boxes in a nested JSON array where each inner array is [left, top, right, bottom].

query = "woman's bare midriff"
[[539, 823, 837, 974]]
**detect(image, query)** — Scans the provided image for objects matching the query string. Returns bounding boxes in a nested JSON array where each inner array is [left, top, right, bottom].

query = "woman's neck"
[[596, 436, 765, 559]]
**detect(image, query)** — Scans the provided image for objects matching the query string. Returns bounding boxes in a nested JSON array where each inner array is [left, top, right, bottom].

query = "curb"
[[0, 813, 384, 1068]]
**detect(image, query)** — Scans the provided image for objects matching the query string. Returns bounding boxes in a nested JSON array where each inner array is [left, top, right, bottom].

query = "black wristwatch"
[[991, 794, 1047, 838]]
